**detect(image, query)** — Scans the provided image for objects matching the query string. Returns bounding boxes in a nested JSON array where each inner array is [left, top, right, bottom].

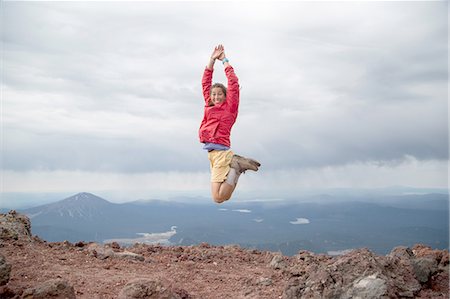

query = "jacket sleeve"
[[225, 66, 239, 113], [202, 67, 213, 106]]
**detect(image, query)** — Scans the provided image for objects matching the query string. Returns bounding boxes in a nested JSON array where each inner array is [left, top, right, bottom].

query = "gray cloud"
[[2, 1, 447, 177]]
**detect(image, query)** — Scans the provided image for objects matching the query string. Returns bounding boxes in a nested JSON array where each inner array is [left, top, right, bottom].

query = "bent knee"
[[213, 196, 225, 204], [212, 194, 230, 204]]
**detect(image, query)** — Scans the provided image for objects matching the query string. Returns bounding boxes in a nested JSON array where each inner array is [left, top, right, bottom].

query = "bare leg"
[[211, 182, 235, 204], [209, 153, 260, 204]]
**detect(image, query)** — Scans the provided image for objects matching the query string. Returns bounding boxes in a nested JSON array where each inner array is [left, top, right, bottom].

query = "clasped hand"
[[211, 44, 226, 61]]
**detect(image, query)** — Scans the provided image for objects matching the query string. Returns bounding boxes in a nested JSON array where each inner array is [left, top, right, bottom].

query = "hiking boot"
[[230, 154, 261, 173]]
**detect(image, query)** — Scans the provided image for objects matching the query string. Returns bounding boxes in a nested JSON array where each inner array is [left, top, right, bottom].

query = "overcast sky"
[[1, 1, 448, 203]]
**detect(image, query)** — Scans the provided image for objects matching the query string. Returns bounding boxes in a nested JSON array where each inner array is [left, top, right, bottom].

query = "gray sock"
[[225, 168, 241, 186]]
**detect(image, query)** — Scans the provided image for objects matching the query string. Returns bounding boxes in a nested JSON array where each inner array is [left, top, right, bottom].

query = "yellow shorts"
[[208, 150, 234, 183]]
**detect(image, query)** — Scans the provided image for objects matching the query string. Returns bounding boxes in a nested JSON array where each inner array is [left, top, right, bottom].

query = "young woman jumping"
[[199, 44, 261, 204]]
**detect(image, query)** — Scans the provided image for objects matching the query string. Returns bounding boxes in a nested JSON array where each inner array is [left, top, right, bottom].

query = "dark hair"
[[211, 83, 227, 96]]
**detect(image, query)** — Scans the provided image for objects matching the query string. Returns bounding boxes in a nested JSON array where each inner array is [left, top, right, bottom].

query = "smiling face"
[[211, 86, 226, 106]]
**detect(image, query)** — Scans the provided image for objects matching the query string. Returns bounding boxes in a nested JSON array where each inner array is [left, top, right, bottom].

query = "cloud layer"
[[2, 2, 447, 195]]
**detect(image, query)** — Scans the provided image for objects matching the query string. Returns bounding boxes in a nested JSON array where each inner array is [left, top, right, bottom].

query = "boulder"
[[269, 253, 287, 270], [0, 211, 32, 241], [412, 257, 438, 284], [283, 247, 425, 298], [115, 251, 145, 262], [118, 279, 189, 299], [21, 279, 76, 299], [343, 274, 387, 299], [388, 246, 414, 260], [0, 254, 11, 286], [87, 243, 145, 261], [386, 246, 422, 296]]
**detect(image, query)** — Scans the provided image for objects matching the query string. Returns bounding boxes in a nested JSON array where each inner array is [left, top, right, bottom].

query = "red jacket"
[[199, 66, 240, 147]]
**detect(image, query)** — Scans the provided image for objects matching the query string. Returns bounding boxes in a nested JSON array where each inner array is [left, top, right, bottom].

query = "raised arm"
[[219, 49, 239, 112], [202, 68, 213, 106], [203, 45, 225, 106]]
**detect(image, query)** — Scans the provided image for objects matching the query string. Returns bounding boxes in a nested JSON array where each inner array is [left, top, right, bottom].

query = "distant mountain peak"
[[62, 192, 110, 204], [76, 192, 94, 197], [24, 192, 113, 220]]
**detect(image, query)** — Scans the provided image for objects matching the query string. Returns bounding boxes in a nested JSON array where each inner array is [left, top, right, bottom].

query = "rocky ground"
[[0, 211, 448, 299]]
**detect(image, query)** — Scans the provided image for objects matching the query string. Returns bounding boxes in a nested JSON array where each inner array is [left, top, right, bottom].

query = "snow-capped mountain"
[[23, 192, 113, 220], [19, 192, 195, 244]]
